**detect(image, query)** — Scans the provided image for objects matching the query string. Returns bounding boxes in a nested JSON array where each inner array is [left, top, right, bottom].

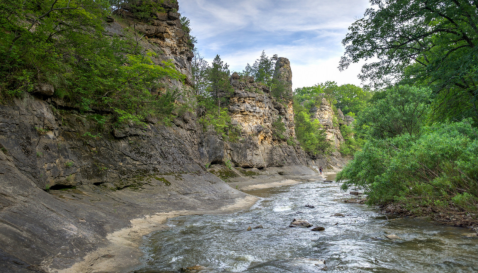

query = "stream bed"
[[135, 174, 478, 272]]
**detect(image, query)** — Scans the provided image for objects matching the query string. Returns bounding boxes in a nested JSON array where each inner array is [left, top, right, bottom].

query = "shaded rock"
[[345, 115, 355, 126], [305, 204, 315, 209], [253, 225, 263, 229], [168, 11, 180, 20], [34, 83, 55, 96], [247, 226, 252, 231], [155, 12, 168, 21], [106, 16, 115, 23], [350, 191, 361, 196], [311, 226, 325, 231], [334, 213, 345, 217], [289, 219, 312, 228], [181, 265, 207, 273]]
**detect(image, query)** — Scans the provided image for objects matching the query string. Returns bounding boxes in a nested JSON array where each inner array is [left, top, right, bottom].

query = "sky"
[[177, 0, 371, 90]]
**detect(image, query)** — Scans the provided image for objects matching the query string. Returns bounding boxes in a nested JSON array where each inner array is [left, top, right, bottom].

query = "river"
[[134, 173, 478, 272]]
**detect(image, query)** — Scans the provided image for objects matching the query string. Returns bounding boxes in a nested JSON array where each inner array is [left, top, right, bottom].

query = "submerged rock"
[[311, 227, 325, 231], [334, 213, 345, 217], [289, 219, 312, 228], [350, 191, 361, 196], [254, 225, 263, 229], [305, 204, 315, 208], [247, 226, 252, 231]]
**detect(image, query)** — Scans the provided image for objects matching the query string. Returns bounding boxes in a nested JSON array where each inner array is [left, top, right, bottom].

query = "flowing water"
[[135, 173, 478, 272]]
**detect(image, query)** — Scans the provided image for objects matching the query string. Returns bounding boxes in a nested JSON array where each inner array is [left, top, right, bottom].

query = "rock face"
[[309, 97, 344, 150], [110, 1, 194, 91], [213, 58, 306, 169]]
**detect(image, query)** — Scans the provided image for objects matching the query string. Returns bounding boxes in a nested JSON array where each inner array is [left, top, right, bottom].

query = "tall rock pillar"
[[272, 57, 296, 139]]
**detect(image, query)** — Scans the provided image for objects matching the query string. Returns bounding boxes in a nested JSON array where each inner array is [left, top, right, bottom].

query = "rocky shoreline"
[[55, 166, 326, 273]]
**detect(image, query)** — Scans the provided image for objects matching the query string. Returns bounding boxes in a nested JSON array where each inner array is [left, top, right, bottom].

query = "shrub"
[[338, 120, 478, 214]]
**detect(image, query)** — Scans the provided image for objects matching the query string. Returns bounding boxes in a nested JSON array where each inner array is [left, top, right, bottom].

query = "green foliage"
[[0, 0, 184, 127], [338, 120, 478, 214], [293, 100, 331, 156], [243, 51, 277, 85], [83, 132, 102, 139], [339, 124, 363, 156], [109, 0, 174, 19], [356, 85, 432, 139], [209, 55, 233, 114], [191, 49, 210, 96], [225, 160, 233, 170], [272, 117, 287, 141], [180, 16, 197, 49], [198, 98, 240, 141], [340, 0, 478, 123], [35, 127, 48, 135], [65, 161, 74, 168]]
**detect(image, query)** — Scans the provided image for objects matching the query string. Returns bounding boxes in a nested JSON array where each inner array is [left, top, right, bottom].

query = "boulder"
[[168, 12, 180, 20], [289, 219, 312, 228], [155, 12, 168, 21], [385, 234, 401, 240], [247, 226, 252, 231], [311, 226, 325, 231]]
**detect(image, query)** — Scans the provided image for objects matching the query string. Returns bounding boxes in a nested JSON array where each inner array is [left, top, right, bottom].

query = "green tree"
[[243, 51, 277, 85], [208, 55, 233, 115], [293, 100, 331, 156], [331, 84, 371, 115], [340, 0, 478, 124], [356, 85, 432, 139], [191, 49, 210, 96]]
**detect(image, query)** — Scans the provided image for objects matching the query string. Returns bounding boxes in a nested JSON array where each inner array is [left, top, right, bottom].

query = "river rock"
[[254, 225, 263, 229], [463, 233, 478, 238], [385, 234, 401, 240], [311, 226, 325, 231], [181, 265, 207, 273], [289, 219, 312, 228], [350, 191, 361, 196], [334, 213, 345, 217], [247, 226, 252, 231], [305, 204, 315, 208]]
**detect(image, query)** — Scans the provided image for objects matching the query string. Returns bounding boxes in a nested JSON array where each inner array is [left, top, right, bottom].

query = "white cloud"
[[178, 0, 371, 88]]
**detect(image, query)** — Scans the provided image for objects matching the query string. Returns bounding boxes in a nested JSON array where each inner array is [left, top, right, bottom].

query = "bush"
[[338, 120, 478, 213], [293, 100, 331, 155]]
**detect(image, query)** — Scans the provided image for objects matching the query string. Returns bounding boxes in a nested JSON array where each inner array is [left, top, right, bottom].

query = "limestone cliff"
[[309, 97, 345, 150]]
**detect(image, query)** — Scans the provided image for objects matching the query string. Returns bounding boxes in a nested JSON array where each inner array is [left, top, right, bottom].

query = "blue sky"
[[178, 0, 370, 89]]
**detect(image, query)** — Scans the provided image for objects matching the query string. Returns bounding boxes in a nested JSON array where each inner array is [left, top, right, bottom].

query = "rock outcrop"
[[309, 97, 344, 150], [223, 59, 304, 168]]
